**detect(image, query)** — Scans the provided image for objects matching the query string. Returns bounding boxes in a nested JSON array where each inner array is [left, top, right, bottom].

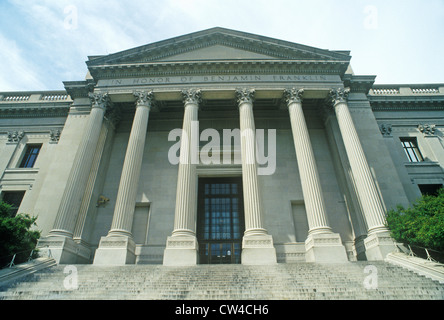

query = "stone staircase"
[[1, 261, 444, 300]]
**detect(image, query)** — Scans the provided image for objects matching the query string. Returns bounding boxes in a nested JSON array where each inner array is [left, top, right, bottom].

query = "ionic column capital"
[[236, 88, 255, 106], [284, 88, 304, 105], [133, 90, 155, 108], [88, 92, 110, 110], [328, 88, 350, 107], [181, 89, 202, 105]]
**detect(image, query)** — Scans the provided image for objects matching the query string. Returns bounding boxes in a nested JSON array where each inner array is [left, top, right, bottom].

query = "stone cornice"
[[0, 105, 70, 118], [86, 27, 351, 67], [369, 84, 444, 96], [0, 90, 71, 103], [86, 28, 351, 82], [63, 80, 95, 99], [0, 91, 71, 118], [368, 83, 444, 111], [88, 59, 350, 81], [343, 74, 376, 94], [369, 98, 444, 111]]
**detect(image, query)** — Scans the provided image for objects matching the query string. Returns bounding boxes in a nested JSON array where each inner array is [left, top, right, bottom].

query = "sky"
[[0, 0, 443, 92]]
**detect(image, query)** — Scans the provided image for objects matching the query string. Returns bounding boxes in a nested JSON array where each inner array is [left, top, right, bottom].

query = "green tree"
[[386, 188, 444, 252], [0, 201, 41, 266]]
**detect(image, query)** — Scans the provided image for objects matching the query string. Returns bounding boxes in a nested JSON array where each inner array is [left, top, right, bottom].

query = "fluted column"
[[172, 89, 201, 237], [329, 88, 388, 234], [49, 92, 110, 238], [93, 91, 154, 265], [284, 88, 332, 235], [236, 88, 267, 236], [285, 88, 347, 263], [236, 88, 276, 265], [163, 89, 201, 266], [329, 88, 395, 260], [108, 91, 154, 237], [37, 93, 110, 264]]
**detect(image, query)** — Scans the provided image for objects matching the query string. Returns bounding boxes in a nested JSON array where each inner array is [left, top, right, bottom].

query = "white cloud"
[[0, 34, 46, 91], [0, 0, 443, 91]]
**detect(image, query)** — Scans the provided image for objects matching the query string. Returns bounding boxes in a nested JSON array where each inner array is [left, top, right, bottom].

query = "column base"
[[37, 236, 92, 264], [354, 235, 368, 261], [163, 235, 198, 266], [364, 232, 397, 261], [305, 233, 348, 263], [241, 234, 277, 265], [93, 236, 136, 265]]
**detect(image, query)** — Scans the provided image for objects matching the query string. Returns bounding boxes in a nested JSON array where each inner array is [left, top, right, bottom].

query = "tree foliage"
[[0, 201, 41, 265], [386, 188, 444, 252]]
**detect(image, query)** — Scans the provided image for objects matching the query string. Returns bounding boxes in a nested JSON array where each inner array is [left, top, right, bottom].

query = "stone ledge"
[[0, 258, 57, 285], [386, 252, 444, 284]]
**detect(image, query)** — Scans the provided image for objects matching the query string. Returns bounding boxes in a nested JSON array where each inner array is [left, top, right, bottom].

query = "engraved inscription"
[[102, 74, 337, 87]]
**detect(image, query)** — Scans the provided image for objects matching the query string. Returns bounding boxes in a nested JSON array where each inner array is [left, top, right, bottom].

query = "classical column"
[[163, 89, 201, 266], [236, 88, 276, 265], [38, 93, 110, 264], [73, 117, 112, 243], [109, 91, 154, 237], [284, 88, 347, 262], [329, 88, 395, 260], [94, 91, 154, 265]]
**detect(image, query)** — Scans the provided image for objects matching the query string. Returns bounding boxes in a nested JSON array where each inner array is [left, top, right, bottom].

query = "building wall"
[[0, 86, 442, 264], [378, 115, 443, 201], [70, 101, 361, 263]]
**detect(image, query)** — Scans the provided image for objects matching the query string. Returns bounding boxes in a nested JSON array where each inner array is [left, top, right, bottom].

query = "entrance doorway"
[[197, 177, 245, 264]]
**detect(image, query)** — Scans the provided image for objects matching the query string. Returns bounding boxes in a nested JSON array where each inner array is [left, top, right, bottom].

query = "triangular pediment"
[[158, 44, 278, 61], [87, 27, 351, 67]]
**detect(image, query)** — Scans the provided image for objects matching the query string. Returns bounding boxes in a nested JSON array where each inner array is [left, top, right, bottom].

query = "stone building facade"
[[0, 28, 443, 266]]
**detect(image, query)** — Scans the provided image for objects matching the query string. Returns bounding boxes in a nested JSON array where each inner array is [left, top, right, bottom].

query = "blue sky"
[[1, 0, 443, 91]]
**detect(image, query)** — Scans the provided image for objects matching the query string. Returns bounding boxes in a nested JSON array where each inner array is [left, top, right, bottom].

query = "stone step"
[[1, 262, 443, 300]]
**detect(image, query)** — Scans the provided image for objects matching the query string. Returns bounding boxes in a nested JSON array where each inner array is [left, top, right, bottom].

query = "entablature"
[[368, 84, 444, 112], [87, 59, 350, 81], [0, 90, 72, 118]]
